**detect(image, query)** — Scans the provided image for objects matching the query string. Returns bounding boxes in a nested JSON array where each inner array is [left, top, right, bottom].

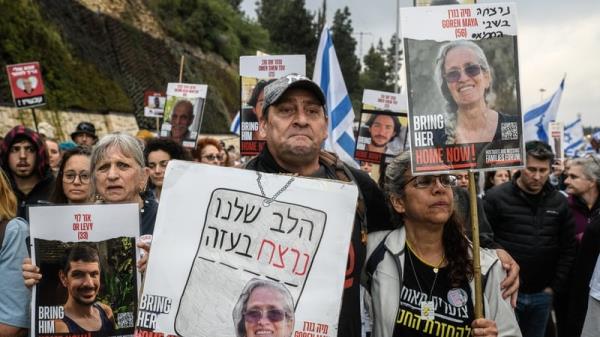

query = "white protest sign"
[[29, 204, 140, 337], [138, 161, 358, 337]]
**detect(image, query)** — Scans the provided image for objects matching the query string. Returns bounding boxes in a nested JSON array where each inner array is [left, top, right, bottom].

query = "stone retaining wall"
[[0, 106, 139, 141]]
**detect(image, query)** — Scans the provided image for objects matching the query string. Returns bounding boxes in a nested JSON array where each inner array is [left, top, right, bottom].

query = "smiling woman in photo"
[[435, 40, 517, 145]]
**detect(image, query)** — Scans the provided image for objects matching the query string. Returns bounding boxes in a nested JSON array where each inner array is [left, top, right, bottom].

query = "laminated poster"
[[138, 161, 358, 337], [239, 55, 305, 156], [355, 89, 409, 164], [6, 61, 46, 109], [402, 2, 524, 173], [144, 91, 167, 118], [160, 83, 208, 149], [29, 203, 140, 337], [549, 121, 564, 163]]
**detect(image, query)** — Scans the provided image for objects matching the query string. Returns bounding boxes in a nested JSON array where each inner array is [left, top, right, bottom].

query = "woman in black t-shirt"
[[365, 152, 521, 337]]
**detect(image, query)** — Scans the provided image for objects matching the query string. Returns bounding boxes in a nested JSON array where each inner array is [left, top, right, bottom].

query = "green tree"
[[331, 6, 361, 112], [360, 40, 393, 92], [153, 0, 268, 62], [256, 0, 318, 71]]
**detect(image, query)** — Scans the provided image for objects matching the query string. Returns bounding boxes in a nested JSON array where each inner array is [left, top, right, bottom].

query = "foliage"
[[257, 0, 318, 72], [0, 0, 132, 111], [150, 0, 269, 62], [331, 7, 361, 112], [97, 237, 137, 315], [360, 40, 394, 92]]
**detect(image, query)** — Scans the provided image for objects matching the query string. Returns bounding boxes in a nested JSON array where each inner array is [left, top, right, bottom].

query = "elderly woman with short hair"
[[232, 278, 295, 337], [23, 133, 157, 287]]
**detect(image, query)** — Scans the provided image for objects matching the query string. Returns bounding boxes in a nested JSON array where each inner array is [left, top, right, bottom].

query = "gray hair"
[[232, 278, 294, 337], [383, 152, 413, 225], [434, 40, 493, 143], [570, 157, 600, 187], [90, 133, 145, 198]]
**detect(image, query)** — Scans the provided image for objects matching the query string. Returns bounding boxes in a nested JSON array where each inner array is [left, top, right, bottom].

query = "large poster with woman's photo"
[[29, 204, 140, 337], [402, 2, 524, 173]]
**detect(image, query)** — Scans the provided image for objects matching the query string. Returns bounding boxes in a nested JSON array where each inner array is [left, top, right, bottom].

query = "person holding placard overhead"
[[435, 40, 518, 145], [364, 152, 521, 337]]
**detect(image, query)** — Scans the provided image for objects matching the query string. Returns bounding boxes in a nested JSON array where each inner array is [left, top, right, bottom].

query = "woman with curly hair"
[[193, 137, 223, 166], [365, 151, 520, 337]]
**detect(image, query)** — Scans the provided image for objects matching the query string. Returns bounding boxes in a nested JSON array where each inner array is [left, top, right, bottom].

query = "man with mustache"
[[54, 244, 115, 334], [365, 114, 400, 154], [169, 100, 195, 144], [1, 126, 54, 220]]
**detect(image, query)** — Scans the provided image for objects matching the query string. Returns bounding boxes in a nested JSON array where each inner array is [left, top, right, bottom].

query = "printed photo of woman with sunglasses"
[[232, 278, 295, 337], [434, 40, 520, 145]]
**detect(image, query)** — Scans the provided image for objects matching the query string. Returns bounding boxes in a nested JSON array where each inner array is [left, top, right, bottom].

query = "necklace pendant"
[[262, 199, 272, 207], [433, 267, 439, 274], [420, 301, 435, 320]]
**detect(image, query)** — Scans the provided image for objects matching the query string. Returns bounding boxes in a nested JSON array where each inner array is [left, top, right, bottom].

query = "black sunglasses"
[[444, 64, 482, 83], [243, 309, 288, 323]]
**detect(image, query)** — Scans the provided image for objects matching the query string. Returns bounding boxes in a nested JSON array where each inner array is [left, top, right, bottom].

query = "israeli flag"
[[564, 117, 585, 157], [524, 78, 565, 143], [313, 26, 358, 168], [230, 110, 241, 135]]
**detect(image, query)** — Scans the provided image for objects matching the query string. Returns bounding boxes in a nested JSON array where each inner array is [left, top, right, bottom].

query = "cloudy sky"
[[241, 0, 600, 127]]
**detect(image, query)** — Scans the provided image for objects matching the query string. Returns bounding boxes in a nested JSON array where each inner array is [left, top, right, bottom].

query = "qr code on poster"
[[501, 122, 518, 140], [117, 312, 134, 329]]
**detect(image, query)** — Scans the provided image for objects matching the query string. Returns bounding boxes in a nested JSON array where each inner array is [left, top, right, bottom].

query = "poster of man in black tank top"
[[29, 204, 140, 337]]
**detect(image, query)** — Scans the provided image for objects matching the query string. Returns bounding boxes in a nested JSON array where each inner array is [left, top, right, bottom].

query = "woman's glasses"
[[400, 174, 457, 190], [202, 154, 224, 161], [243, 309, 288, 323], [63, 171, 91, 184], [444, 64, 482, 83]]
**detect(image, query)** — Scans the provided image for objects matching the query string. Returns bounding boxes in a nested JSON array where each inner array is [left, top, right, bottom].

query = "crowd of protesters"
[[1, 74, 599, 337]]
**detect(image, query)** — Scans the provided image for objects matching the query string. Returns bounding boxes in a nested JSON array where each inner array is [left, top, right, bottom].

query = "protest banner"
[[138, 161, 357, 337], [160, 83, 208, 148], [239, 55, 305, 156], [401, 2, 523, 173], [144, 90, 166, 118], [415, 0, 476, 6], [29, 203, 140, 337], [6, 61, 46, 109], [549, 121, 564, 163], [355, 89, 409, 164]]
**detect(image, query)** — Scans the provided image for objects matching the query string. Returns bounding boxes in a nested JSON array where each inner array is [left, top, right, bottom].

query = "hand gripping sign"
[[137, 161, 357, 337]]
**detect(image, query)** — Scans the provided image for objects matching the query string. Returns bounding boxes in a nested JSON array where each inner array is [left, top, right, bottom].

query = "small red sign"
[[6, 61, 46, 109]]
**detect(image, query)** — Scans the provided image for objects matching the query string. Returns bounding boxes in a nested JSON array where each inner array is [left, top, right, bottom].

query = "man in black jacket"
[[245, 73, 392, 337], [484, 141, 576, 337], [1, 126, 54, 220]]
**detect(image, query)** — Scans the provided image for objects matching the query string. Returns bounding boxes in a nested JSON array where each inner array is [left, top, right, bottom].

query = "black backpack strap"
[[364, 232, 392, 294]]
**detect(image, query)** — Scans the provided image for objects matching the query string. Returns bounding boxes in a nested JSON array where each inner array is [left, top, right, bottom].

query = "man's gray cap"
[[262, 74, 327, 117]]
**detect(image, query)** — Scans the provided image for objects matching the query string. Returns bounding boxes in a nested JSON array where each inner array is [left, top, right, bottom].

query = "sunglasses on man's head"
[[444, 64, 482, 83], [243, 309, 288, 323]]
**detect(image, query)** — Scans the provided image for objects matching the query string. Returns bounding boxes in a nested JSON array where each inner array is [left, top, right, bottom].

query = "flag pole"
[[468, 170, 483, 318]]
